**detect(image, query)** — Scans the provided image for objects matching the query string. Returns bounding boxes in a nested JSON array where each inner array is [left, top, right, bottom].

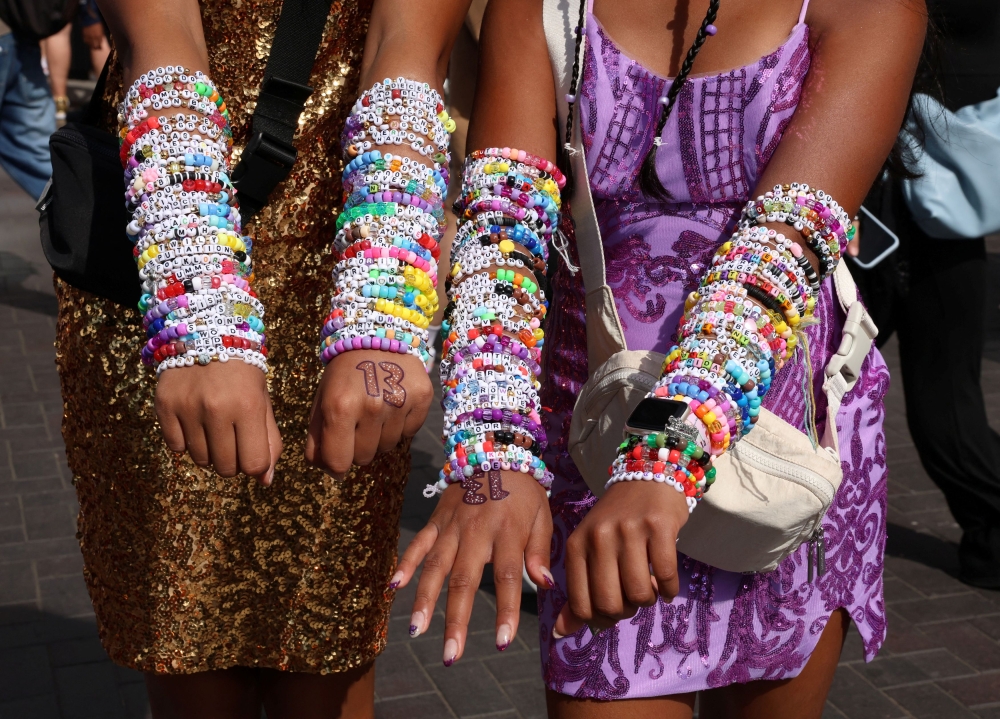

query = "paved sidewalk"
[[2, 162, 1000, 718]]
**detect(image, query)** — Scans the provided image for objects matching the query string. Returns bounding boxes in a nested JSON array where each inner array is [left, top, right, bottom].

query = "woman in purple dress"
[[391, 0, 926, 715]]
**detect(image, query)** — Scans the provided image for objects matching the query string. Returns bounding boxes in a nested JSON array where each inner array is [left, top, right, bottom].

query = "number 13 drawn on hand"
[[356, 360, 407, 408]]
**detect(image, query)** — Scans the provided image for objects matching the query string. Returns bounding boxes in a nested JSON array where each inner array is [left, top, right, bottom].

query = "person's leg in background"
[[0, 33, 55, 200], [893, 196, 1000, 587]]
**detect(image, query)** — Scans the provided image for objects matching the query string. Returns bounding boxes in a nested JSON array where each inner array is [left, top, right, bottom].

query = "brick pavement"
[[2, 162, 1000, 718]]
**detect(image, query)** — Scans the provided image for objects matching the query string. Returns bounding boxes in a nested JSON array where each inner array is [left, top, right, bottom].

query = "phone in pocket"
[[851, 205, 900, 270]]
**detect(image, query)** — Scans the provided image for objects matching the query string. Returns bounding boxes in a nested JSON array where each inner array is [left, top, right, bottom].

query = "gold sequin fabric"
[[53, 0, 411, 675]]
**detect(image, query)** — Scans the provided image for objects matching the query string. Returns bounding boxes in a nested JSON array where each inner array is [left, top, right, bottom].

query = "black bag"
[[36, 0, 334, 306], [0, 0, 76, 41]]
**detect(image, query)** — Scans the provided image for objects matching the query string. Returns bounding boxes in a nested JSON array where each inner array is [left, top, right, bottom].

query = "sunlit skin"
[[393, 0, 925, 717], [95, 0, 472, 715]]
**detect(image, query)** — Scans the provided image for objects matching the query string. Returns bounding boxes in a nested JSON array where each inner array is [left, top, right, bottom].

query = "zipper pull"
[[807, 535, 814, 583], [816, 527, 826, 577]]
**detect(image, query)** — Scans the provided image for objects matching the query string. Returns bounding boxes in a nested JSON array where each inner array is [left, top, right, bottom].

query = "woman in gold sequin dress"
[[57, 0, 469, 714]]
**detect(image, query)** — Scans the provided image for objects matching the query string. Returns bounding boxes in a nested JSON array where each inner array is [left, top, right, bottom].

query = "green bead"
[[646, 434, 657, 448], [655, 433, 667, 448], [684, 441, 698, 455], [706, 466, 717, 480], [692, 446, 704, 459]]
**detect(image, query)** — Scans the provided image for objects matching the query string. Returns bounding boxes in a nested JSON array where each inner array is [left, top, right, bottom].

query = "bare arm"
[[443, 0, 926, 641]]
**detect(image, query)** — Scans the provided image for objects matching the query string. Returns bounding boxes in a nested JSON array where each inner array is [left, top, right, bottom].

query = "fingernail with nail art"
[[388, 571, 404, 590], [443, 638, 459, 666], [496, 623, 512, 651], [409, 611, 424, 638], [541, 568, 555, 589]]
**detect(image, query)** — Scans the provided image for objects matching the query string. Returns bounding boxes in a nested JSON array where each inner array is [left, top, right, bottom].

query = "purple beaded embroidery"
[[537, 12, 889, 699]]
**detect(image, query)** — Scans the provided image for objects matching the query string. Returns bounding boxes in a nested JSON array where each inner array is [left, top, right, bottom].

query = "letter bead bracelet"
[[119, 67, 266, 376], [605, 183, 850, 513]]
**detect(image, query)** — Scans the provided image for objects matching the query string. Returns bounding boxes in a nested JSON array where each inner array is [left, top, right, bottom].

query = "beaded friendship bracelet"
[[118, 66, 267, 375]]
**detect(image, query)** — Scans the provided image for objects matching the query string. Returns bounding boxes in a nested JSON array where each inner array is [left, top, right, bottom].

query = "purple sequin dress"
[[538, 5, 890, 698]]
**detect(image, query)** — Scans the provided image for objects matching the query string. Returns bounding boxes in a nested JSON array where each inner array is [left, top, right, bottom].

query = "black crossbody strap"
[[232, 0, 335, 218]]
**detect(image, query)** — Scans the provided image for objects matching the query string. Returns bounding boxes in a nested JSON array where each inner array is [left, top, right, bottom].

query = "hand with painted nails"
[[305, 351, 433, 474], [553, 480, 690, 638], [155, 360, 283, 485], [389, 471, 553, 665]]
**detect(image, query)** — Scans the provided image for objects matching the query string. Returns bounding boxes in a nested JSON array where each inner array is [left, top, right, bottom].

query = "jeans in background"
[[0, 32, 54, 200]]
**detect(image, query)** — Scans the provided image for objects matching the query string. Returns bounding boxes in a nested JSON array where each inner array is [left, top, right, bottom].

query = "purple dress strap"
[[538, 12, 889, 699]]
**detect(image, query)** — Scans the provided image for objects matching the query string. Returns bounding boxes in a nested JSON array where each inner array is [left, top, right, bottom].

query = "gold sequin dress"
[[54, 0, 411, 674]]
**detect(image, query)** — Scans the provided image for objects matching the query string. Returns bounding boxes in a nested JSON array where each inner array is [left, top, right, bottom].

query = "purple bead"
[[705, 23, 718, 35], [362, 336, 372, 349], [352, 337, 363, 350], [473, 408, 484, 420], [334, 340, 345, 353]]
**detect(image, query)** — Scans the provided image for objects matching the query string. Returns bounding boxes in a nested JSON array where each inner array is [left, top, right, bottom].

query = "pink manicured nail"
[[388, 571, 404, 590], [496, 624, 512, 652], [541, 568, 555, 589], [443, 638, 459, 666], [409, 610, 425, 638]]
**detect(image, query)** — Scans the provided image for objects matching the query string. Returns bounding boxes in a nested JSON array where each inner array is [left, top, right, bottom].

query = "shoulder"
[[807, 0, 927, 45]]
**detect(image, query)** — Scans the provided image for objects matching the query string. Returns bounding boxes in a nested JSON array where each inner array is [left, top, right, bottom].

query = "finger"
[[401, 384, 433, 438], [620, 531, 657, 608], [352, 416, 382, 466], [304, 394, 323, 466], [177, 413, 210, 467], [204, 417, 239, 477], [443, 542, 489, 665], [376, 411, 405, 455], [157, 404, 186, 454], [563, 533, 593, 631], [411, 530, 459, 640], [588, 533, 625, 622], [649, 533, 680, 602], [391, 521, 441, 590], [234, 400, 271, 482], [492, 544, 525, 652], [320, 410, 356, 476], [261, 398, 283, 487], [524, 499, 555, 591], [554, 602, 585, 638]]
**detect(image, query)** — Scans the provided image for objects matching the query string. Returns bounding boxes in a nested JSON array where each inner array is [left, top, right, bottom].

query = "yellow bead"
[[498, 239, 515, 253]]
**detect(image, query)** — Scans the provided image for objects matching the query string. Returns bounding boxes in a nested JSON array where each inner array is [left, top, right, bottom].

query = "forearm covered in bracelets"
[[319, 78, 455, 368], [606, 182, 852, 512], [120, 66, 268, 375], [426, 149, 565, 497]]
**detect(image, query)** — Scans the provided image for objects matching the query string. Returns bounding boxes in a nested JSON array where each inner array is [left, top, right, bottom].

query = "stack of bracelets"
[[319, 78, 455, 367], [118, 66, 268, 375], [426, 148, 566, 497], [606, 183, 853, 513]]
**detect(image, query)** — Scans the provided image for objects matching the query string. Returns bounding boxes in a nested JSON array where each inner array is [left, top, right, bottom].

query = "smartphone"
[[851, 205, 900, 270], [624, 397, 691, 435]]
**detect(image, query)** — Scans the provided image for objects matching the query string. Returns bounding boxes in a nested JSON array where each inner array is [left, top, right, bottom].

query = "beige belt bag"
[[542, 0, 878, 574]]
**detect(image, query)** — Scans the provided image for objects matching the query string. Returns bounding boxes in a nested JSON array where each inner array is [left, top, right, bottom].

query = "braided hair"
[[563, 0, 721, 197], [640, 0, 721, 199]]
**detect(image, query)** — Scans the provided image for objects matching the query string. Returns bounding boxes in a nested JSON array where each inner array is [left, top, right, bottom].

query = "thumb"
[[553, 603, 585, 639], [259, 397, 283, 487]]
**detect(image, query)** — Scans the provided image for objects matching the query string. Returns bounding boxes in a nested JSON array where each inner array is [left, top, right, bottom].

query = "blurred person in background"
[[78, 0, 109, 76], [0, 17, 56, 198], [40, 24, 71, 123], [41, 0, 109, 124], [849, 0, 1000, 589]]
